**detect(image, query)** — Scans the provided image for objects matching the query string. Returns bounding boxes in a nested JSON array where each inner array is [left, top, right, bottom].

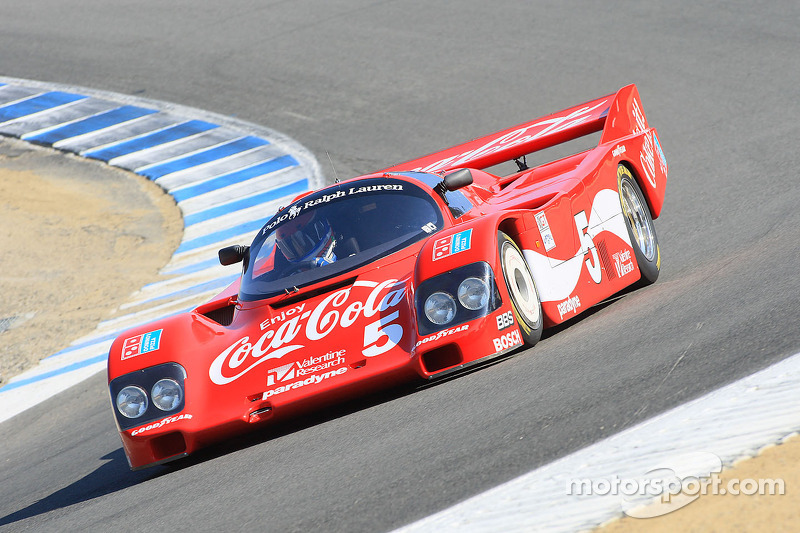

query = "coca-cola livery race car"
[[108, 84, 667, 470]]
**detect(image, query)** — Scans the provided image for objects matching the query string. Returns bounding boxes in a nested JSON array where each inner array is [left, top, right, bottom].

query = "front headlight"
[[457, 277, 490, 310], [117, 386, 148, 418], [152, 379, 183, 411], [109, 362, 187, 430], [425, 292, 457, 325], [415, 262, 501, 335]]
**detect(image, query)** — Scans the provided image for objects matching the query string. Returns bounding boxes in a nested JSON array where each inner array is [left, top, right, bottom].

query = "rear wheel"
[[498, 232, 543, 346], [617, 164, 660, 286]]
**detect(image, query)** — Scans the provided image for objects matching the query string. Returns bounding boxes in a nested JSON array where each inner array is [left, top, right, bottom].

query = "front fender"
[[415, 214, 511, 283]]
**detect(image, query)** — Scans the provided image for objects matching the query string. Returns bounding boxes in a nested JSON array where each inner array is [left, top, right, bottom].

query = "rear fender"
[[601, 85, 668, 219]]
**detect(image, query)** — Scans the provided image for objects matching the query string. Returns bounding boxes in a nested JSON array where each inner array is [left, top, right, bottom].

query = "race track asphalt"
[[1, 1, 799, 531]]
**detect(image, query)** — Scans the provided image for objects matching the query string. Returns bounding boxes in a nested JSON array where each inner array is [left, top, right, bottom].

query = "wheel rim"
[[620, 179, 656, 262], [502, 243, 541, 326]]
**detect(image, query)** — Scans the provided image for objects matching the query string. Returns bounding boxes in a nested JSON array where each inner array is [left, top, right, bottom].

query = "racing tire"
[[617, 164, 660, 286], [498, 232, 543, 346]]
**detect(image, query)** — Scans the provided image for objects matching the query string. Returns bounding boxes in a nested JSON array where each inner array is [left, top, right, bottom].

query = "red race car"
[[108, 84, 667, 470]]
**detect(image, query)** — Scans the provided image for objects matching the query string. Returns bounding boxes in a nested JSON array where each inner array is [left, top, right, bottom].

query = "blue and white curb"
[[0, 76, 323, 423]]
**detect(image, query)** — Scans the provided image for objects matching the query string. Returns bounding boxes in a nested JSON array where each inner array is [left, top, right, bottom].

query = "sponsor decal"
[[263, 184, 405, 235], [209, 279, 407, 385], [414, 324, 469, 348], [130, 413, 192, 436], [412, 101, 609, 173], [492, 330, 522, 352], [302, 184, 404, 210], [432, 228, 473, 261], [613, 249, 635, 278], [421, 222, 437, 234], [631, 97, 658, 188], [632, 98, 647, 134], [121, 329, 163, 360], [574, 211, 602, 284], [266, 349, 347, 386], [259, 302, 307, 331], [535, 211, 556, 252], [496, 311, 514, 330], [557, 295, 581, 319], [612, 145, 626, 157], [262, 367, 348, 399], [640, 132, 658, 188], [654, 133, 668, 175]]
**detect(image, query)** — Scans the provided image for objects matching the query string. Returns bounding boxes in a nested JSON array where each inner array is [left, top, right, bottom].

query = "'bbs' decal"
[[496, 311, 514, 330]]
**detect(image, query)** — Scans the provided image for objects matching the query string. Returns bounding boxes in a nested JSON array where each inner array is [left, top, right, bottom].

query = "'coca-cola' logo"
[[209, 279, 407, 385], [413, 101, 608, 173]]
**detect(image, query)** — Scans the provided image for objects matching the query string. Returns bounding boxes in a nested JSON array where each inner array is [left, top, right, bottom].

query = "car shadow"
[[163, 381, 420, 471], [0, 378, 419, 528], [0, 448, 165, 528]]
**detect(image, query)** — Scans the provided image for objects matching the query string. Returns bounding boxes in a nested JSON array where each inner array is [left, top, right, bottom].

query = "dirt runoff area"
[[0, 136, 182, 385], [596, 434, 800, 532]]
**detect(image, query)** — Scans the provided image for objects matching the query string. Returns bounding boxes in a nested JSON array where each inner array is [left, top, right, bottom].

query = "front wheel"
[[498, 232, 543, 346], [617, 164, 660, 286]]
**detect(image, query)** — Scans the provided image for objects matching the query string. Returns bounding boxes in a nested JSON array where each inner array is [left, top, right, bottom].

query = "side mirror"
[[219, 245, 249, 266], [442, 168, 473, 191]]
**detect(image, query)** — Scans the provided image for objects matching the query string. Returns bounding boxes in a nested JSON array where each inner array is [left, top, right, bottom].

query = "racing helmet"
[[275, 210, 337, 266]]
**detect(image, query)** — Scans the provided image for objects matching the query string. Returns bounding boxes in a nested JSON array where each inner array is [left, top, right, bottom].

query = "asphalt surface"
[[2, 1, 799, 531]]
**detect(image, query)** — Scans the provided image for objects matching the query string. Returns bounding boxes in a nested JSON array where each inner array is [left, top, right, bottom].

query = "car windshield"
[[240, 177, 444, 301]]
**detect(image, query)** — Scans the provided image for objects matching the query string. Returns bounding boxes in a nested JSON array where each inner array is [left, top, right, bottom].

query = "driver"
[[275, 211, 337, 270]]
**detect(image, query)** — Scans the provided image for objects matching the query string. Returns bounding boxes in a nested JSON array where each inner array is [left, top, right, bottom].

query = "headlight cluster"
[[109, 363, 187, 430], [416, 262, 501, 335]]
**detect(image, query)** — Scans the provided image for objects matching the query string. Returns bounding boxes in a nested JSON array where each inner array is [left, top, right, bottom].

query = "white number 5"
[[363, 311, 403, 357], [574, 211, 602, 284]]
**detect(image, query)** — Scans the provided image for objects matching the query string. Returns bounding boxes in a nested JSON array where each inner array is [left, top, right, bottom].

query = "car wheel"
[[617, 164, 660, 286], [498, 232, 543, 346]]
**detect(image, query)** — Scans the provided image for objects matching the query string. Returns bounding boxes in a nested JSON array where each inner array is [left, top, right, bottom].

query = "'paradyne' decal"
[[122, 329, 163, 360], [433, 228, 473, 261], [262, 367, 348, 399], [557, 295, 581, 319], [209, 279, 407, 385]]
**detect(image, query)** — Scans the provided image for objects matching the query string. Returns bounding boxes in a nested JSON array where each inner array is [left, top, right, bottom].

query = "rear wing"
[[382, 84, 648, 174]]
